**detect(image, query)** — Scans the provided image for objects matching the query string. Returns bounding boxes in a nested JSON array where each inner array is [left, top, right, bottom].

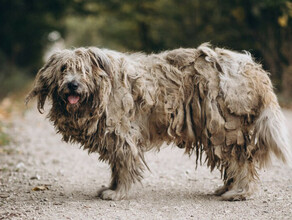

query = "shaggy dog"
[[26, 43, 291, 201]]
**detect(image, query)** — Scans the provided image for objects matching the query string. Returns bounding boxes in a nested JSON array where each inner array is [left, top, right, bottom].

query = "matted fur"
[[26, 43, 292, 201]]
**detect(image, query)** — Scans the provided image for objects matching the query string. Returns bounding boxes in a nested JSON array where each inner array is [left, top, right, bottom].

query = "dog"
[[26, 43, 291, 201]]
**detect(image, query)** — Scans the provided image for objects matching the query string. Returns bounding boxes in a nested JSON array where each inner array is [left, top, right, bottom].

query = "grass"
[[0, 122, 10, 146], [0, 132, 10, 146]]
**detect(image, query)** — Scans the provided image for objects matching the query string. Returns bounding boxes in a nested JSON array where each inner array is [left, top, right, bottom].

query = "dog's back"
[[115, 44, 291, 171]]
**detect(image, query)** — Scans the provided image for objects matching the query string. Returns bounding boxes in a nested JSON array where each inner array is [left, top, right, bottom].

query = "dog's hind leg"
[[98, 146, 145, 200], [218, 158, 258, 201], [214, 178, 233, 196]]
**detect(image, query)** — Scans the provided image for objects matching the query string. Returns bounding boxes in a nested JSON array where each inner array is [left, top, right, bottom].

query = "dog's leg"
[[98, 167, 129, 200], [219, 159, 258, 201], [214, 178, 233, 196], [98, 148, 144, 200]]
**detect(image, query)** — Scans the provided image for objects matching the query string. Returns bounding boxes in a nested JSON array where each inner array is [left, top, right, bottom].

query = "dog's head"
[[26, 48, 112, 115]]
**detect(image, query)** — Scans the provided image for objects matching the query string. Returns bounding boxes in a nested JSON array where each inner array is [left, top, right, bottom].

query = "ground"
[[0, 103, 292, 220]]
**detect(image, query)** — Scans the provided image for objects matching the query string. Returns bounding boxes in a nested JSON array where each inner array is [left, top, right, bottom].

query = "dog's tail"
[[254, 94, 292, 168]]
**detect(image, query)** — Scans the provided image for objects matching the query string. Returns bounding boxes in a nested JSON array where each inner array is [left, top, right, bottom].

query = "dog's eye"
[[61, 64, 67, 72]]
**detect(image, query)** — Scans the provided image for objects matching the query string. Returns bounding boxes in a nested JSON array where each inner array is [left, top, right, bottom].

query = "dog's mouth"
[[64, 93, 82, 113], [67, 94, 80, 105]]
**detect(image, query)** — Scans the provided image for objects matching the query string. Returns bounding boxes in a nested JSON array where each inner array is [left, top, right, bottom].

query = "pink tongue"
[[68, 95, 80, 104]]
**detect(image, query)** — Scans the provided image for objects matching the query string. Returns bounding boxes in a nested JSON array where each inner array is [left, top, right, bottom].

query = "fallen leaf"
[[0, 193, 10, 198], [32, 185, 49, 191]]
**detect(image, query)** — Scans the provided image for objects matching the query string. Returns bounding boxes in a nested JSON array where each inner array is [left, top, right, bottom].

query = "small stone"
[[30, 174, 41, 180], [16, 162, 25, 169], [57, 170, 64, 176], [0, 193, 10, 198], [110, 203, 116, 207]]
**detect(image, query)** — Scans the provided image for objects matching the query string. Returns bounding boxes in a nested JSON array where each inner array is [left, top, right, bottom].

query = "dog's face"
[[26, 48, 112, 115]]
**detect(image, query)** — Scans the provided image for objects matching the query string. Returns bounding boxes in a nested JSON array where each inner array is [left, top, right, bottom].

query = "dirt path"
[[0, 106, 292, 220]]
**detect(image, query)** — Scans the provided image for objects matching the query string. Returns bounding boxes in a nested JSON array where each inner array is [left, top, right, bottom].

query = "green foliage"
[[66, 0, 292, 91], [0, 0, 78, 71], [1, 0, 292, 97]]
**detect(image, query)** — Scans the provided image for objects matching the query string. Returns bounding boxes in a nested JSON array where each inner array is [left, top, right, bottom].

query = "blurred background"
[[0, 0, 292, 101]]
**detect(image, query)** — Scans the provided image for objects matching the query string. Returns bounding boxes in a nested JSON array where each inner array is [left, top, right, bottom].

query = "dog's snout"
[[67, 81, 79, 91]]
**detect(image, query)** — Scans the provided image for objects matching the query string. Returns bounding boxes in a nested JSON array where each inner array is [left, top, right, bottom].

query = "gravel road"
[[0, 106, 292, 220]]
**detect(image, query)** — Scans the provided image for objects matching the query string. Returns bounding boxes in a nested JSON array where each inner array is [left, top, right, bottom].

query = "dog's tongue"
[[68, 95, 80, 104]]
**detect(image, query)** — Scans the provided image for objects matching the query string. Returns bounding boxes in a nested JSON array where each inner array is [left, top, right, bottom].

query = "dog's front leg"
[[98, 147, 144, 200], [98, 166, 129, 201]]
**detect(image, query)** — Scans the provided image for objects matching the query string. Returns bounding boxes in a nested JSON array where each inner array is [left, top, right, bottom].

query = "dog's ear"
[[25, 54, 58, 113], [88, 48, 113, 78]]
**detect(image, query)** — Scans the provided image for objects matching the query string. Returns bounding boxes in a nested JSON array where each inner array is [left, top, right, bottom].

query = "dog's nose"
[[67, 81, 79, 91]]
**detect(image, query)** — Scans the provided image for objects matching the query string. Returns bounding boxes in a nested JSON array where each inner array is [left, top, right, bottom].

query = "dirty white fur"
[[255, 107, 292, 167], [26, 43, 291, 201]]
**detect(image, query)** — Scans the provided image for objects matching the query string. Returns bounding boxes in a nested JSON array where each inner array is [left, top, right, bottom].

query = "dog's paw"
[[98, 188, 126, 201], [220, 189, 247, 201], [214, 185, 228, 196]]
